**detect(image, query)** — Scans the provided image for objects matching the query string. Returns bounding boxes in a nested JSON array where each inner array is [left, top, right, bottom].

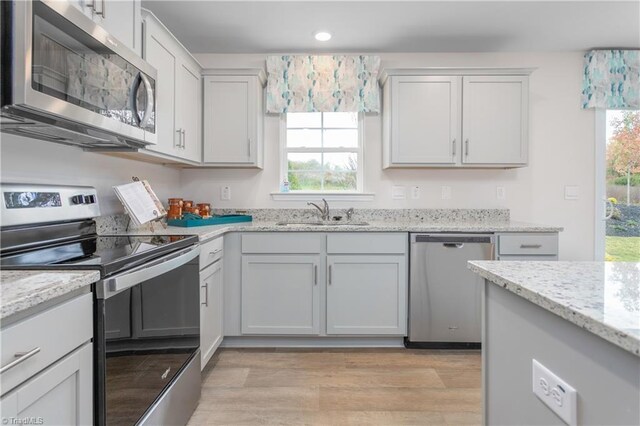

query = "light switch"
[[392, 186, 406, 200], [564, 186, 579, 200], [411, 186, 421, 200], [221, 186, 231, 201]]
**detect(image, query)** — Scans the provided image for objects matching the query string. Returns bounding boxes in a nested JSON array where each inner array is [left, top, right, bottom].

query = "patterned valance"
[[582, 50, 639, 109], [266, 55, 381, 113]]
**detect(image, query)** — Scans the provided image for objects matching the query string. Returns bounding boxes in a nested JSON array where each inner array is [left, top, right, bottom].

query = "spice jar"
[[197, 203, 211, 218], [183, 200, 194, 213], [167, 198, 182, 220]]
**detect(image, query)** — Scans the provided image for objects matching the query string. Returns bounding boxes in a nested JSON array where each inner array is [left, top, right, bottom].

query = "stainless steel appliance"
[[407, 233, 495, 348], [1, 0, 157, 150], [0, 184, 201, 426]]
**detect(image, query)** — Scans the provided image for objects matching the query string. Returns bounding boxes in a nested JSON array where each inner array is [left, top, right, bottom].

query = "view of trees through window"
[[605, 110, 640, 262], [285, 112, 360, 191]]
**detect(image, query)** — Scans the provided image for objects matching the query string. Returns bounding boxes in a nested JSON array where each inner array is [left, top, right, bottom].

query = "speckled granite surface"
[[0, 270, 99, 320], [96, 209, 562, 242], [106, 220, 562, 242], [468, 261, 640, 357]]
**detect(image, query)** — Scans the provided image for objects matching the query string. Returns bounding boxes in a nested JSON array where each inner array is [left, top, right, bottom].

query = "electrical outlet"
[[496, 186, 506, 200], [221, 186, 231, 201], [441, 186, 452, 200], [411, 186, 421, 199], [532, 359, 577, 426], [392, 186, 406, 200]]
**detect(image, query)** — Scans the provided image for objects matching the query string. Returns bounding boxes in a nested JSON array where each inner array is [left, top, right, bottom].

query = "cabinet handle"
[[314, 265, 318, 285], [94, 0, 105, 17], [175, 129, 182, 148], [101, 0, 106, 18], [182, 129, 186, 149], [209, 249, 222, 256], [328, 265, 332, 285], [0, 347, 41, 374], [520, 244, 542, 249], [452, 138, 456, 156], [201, 282, 209, 306], [465, 139, 469, 156], [247, 138, 252, 158]]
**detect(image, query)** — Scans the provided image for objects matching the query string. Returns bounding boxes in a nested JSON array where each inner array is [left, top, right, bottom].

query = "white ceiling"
[[141, 1, 640, 54]]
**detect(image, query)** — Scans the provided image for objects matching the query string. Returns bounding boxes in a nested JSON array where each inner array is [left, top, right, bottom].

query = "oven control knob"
[[71, 195, 84, 205]]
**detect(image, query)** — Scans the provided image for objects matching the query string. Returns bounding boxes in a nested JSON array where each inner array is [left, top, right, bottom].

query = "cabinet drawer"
[[242, 233, 323, 254], [1, 293, 93, 395], [327, 233, 407, 254], [498, 234, 558, 256], [200, 236, 223, 270]]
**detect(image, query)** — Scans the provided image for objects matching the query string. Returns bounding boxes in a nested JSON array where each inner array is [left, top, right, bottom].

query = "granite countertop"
[[468, 261, 640, 357], [0, 270, 99, 321], [116, 220, 563, 242]]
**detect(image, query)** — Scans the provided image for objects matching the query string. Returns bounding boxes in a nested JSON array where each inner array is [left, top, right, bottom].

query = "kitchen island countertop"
[[468, 261, 640, 357]]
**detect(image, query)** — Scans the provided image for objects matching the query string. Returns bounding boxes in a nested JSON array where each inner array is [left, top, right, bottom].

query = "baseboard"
[[221, 336, 405, 348]]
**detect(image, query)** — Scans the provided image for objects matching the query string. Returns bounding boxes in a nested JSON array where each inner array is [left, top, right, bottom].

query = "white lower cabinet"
[[241, 255, 321, 335], [0, 292, 93, 425], [200, 259, 224, 368], [0, 343, 93, 426], [236, 232, 408, 338], [326, 255, 407, 335]]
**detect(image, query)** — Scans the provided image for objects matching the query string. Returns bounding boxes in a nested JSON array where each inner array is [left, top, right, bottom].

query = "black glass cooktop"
[[1, 234, 199, 277]]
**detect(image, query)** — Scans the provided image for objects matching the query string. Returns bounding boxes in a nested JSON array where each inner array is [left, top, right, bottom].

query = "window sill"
[[270, 192, 375, 202]]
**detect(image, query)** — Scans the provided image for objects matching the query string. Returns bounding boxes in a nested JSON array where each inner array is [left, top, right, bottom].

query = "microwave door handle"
[[139, 73, 154, 128], [100, 246, 200, 299], [129, 73, 143, 126]]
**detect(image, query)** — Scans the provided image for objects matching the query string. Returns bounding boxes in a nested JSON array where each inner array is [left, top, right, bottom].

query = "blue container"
[[167, 214, 252, 227]]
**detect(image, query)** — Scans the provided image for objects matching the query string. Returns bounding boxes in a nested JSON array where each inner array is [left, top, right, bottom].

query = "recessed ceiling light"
[[314, 31, 332, 42]]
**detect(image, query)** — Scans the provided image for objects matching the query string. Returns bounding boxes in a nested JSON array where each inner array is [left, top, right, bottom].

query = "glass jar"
[[197, 203, 211, 218]]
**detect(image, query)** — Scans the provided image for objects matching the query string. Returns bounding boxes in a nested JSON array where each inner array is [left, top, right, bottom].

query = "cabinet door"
[[462, 75, 528, 165], [203, 76, 256, 165], [0, 343, 92, 426], [391, 76, 460, 165], [327, 255, 407, 335], [241, 255, 320, 335], [176, 60, 202, 162], [143, 18, 178, 154], [97, 0, 141, 55], [200, 260, 223, 369]]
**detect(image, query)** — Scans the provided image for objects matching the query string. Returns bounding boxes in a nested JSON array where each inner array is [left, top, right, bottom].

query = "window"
[[596, 109, 640, 262], [281, 112, 363, 192]]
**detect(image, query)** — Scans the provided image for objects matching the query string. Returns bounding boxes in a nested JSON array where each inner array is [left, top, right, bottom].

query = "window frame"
[[279, 112, 365, 193]]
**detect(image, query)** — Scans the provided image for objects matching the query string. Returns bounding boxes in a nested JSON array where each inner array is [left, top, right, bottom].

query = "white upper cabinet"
[[69, 0, 142, 56], [462, 76, 529, 165], [381, 69, 531, 168], [141, 9, 202, 164], [386, 76, 460, 166], [202, 70, 266, 168]]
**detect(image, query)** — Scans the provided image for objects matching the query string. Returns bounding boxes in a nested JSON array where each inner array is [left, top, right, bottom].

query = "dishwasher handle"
[[443, 243, 465, 248]]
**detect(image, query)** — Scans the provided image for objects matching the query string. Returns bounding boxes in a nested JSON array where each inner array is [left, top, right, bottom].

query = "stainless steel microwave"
[[0, 0, 157, 150]]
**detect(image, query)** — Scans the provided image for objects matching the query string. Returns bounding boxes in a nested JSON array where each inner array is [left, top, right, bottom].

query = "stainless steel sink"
[[276, 221, 369, 227]]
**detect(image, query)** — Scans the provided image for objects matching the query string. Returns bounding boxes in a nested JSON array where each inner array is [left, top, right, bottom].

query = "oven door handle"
[[99, 245, 200, 299]]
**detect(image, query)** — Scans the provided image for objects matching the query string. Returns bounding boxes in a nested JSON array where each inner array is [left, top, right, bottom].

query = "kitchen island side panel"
[[483, 282, 640, 425]]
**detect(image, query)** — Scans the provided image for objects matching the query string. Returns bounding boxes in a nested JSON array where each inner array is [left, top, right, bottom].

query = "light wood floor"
[[187, 348, 481, 425]]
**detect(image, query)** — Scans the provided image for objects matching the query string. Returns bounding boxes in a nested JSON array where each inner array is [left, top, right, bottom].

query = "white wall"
[[0, 134, 182, 215], [184, 52, 595, 261]]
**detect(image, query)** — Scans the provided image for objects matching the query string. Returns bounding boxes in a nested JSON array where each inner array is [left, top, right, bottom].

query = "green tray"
[[167, 214, 252, 227]]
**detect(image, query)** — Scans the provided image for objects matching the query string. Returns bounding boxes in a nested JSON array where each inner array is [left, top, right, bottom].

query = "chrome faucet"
[[345, 207, 355, 221], [307, 198, 330, 221]]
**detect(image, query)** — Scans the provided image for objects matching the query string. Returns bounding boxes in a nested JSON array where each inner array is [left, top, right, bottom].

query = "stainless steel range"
[[0, 183, 201, 426]]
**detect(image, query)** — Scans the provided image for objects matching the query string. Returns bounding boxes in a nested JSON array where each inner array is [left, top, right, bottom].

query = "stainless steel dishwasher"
[[407, 233, 495, 348]]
